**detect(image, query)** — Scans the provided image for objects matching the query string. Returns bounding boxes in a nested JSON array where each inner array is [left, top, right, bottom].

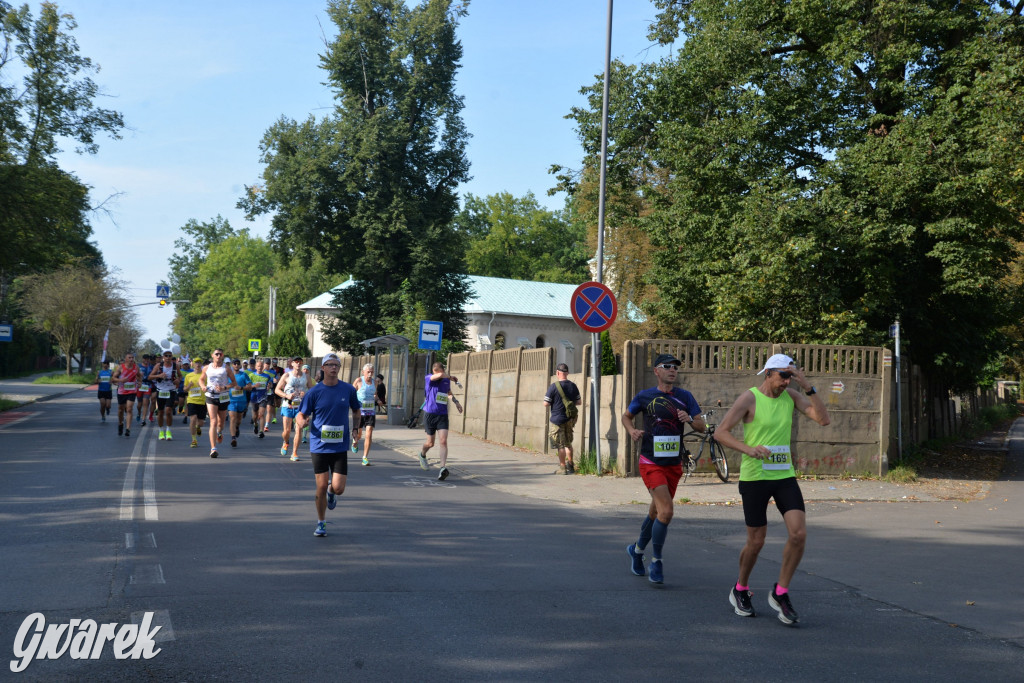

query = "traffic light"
[[159, 299, 168, 308]]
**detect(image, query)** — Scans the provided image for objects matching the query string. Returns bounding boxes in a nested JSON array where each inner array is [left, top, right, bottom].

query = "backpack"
[[555, 380, 578, 420]]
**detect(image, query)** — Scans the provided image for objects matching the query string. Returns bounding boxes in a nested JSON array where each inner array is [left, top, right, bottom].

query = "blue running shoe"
[[314, 521, 327, 537], [627, 544, 646, 576], [326, 485, 337, 510], [352, 440, 358, 453], [648, 559, 664, 584]]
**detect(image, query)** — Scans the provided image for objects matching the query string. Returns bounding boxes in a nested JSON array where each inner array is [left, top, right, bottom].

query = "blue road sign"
[[571, 282, 617, 333], [0, 323, 11, 343], [156, 284, 170, 299], [419, 320, 443, 351]]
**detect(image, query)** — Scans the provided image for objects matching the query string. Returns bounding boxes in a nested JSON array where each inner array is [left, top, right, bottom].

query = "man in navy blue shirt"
[[296, 352, 362, 537], [419, 361, 463, 481], [621, 353, 705, 584]]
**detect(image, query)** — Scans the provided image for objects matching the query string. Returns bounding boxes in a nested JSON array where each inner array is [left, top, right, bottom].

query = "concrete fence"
[[307, 337, 1002, 477]]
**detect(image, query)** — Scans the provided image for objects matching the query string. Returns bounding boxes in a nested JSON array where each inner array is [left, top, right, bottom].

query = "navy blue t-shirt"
[[626, 387, 701, 465]]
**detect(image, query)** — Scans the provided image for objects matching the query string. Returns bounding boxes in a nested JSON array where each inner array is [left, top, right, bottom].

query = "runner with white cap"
[[714, 353, 831, 626]]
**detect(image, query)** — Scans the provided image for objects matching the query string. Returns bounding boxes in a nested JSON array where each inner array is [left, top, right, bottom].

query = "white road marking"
[[131, 609, 175, 642], [130, 564, 165, 584], [144, 438, 158, 520], [119, 430, 147, 520]]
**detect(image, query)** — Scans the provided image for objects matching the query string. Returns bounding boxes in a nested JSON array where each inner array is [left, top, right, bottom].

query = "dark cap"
[[653, 353, 681, 368], [556, 363, 569, 373], [292, 356, 303, 362]]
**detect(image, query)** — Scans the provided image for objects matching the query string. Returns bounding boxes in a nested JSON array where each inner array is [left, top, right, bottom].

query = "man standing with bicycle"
[[714, 353, 830, 625], [621, 353, 705, 584]]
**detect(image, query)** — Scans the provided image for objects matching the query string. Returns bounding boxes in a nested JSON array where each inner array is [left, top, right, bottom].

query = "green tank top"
[[740, 388, 796, 481]]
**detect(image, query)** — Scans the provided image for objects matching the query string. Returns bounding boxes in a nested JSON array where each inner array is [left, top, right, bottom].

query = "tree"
[[566, 0, 1024, 389], [186, 232, 275, 358], [0, 2, 121, 285], [167, 216, 236, 347], [456, 192, 590, 283], [19, 263, 132, 374], [241, 0, 473, 355]]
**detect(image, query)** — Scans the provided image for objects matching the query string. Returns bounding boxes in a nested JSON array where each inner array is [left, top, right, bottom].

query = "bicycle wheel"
[[711, 441, 729, 482]]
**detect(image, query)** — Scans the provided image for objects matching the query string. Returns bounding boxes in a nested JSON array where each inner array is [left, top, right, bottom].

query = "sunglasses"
[[656, 363, 680, 370], [322, 363, 341, 369], [775, 370, 794, 379], [213, 352, 223, 357]]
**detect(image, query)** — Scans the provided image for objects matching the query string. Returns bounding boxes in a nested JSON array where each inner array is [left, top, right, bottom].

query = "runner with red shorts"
[[621, 353, 705, 585], [111, 352, 140, 438]]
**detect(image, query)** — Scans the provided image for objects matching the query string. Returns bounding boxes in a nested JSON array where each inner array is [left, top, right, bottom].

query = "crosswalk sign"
[[248, 339, 261, 353], [156, 284, 170, 299]]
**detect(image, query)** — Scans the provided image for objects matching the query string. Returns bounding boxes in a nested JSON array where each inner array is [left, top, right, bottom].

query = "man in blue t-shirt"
[[419, 361, 463, 481], [620, 353, 705, 585], [296, 352, 362, 538]]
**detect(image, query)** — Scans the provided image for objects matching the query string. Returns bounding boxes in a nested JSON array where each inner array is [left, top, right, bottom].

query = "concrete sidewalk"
[[0, 372, 90, 406], [372, 420, 955, 510]]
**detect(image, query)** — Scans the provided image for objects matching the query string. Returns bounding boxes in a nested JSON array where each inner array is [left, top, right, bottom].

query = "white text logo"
[[10, 612, 162, 673]]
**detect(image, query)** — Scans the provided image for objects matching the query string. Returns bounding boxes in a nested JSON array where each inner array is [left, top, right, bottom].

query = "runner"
[[110, 352, 139, 437], [274, 356, 311, 461], [182, 360, 208, 448], [621, 353, 705, 585], [136, 354, 154, 426], [227, 358, 251, 447], [149, 351, 180, 441], [714, 353, 831, 625], [246, 358, 274, 438], [176, 360, 190, 421], [199, 349, 238, 458], [95, 360, 112, 422], [419, 361, 463, 481], [351, 363, 378, 466], [294, 352, 362, 537]]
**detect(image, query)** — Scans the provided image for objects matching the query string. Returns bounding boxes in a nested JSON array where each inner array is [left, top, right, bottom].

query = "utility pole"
[[268, 286, 277, 337]]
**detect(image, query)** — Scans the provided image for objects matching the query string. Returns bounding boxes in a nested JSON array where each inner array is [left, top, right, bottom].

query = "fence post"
[[510, 345, 524, 447], [483, 349, 494, 440]]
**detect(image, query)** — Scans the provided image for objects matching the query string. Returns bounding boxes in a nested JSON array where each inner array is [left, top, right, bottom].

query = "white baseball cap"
[[757, 353, 795, 375]]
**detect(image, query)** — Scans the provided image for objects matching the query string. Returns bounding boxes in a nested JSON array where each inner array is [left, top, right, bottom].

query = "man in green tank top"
[[715, 353, 831, 626]]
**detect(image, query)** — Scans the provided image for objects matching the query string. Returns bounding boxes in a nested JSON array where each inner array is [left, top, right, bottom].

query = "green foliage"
[[167, 216, 237, 348], [566, 0, 1024, 390], [457, 192, 590, 283], [241, 0, 473, 355], [268, 317, 310, 358], [599, 330, 617, 375], [33, 372, 93, 385]]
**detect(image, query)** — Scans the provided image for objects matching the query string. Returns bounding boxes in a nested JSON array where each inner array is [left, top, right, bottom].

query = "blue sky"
[[47, 0, 674, 342]]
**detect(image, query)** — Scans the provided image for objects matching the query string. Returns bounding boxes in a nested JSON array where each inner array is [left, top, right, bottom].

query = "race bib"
[[653, 435, 681, 456], [762, 445, 792, 470], [122, 382, 136, 392], [320, 424, 345, 443], [158, 390, 171, 399], [361, 399, 375, 415], [219, 391, 230, 402], [189, 387, 202, 398], [435, 393, 448, 405], [140, 383, 150, 392], [230, 388, 244, 398], [253, 378, 267, 388]]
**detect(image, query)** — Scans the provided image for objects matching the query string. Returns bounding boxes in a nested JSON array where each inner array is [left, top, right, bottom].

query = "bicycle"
[[682, 409, 729, 483]]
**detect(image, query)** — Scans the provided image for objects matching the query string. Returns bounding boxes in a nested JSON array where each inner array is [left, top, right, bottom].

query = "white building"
[[297, 275, 592, 371]]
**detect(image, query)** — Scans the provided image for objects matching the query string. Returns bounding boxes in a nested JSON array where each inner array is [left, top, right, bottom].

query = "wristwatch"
[[805, 386, 817, 396]]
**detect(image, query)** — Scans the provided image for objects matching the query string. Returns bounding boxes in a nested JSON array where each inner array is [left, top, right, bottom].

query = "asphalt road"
[[1, 389, 1022, 681]]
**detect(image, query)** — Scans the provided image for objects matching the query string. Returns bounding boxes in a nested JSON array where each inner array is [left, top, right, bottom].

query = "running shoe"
[[124, 428, 130, 438], [165, 431, 172, 441], [281, 446, 288, 456], [190, 438, 197, 448], [730, 587, 756, 617], [314, 521, 327, 537], [565, 463, 576, 474], [302, 435, 307, 444], [627, 544, 646, 577], [264, 424, 270, 432], [217, 431, 223, 444], [351, 440, 357, 453], [326, 485, 337, 510], [769, 584, 799, 625], [140, 420, 146, 427], [648, 559, 664, 584], [418, 451, 429, 470], [272, 417, 277, 424], [362, 456, 370, 466], [258, 432, 264, 439], [231, 437, 237, 448], [438, 466, 450, 481], [253, 422, 259, 434], [210, 449, 218, 459], [101, 415, 106, 422], [118, 424, 123, 436], [290, 454, 300, 462], [158, 431, 165, 441]]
